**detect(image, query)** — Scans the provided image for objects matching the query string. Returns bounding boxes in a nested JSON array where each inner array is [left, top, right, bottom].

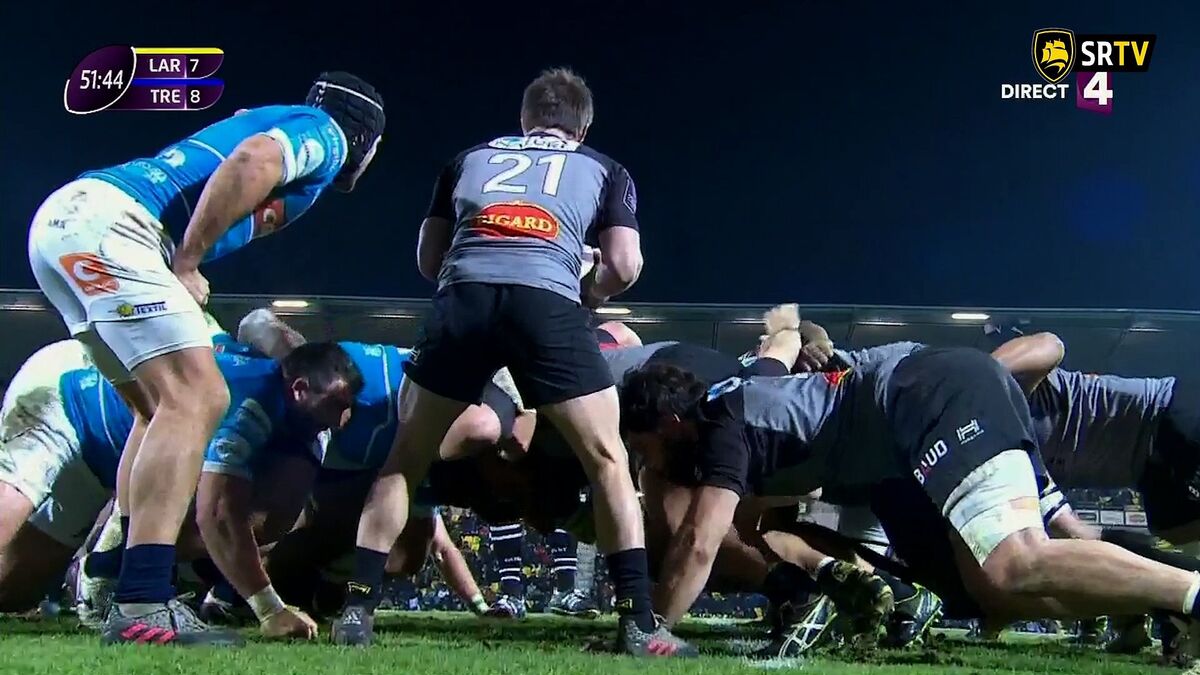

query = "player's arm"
[[196, 472, 271, 606], [417, 158, 461, 282], [583, 165, 642, 307], [197, 418, 318, 638], [429, 513, 489, 615], [249, 452, 320, 545], [237, 308, 309, 359], [174, 134, 285, 273], [991, 332, 1065, 394], [653, 484, 740, 626]]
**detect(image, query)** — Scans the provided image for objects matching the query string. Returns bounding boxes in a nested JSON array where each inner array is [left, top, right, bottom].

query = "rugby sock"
[[84, 516, 130, 579], [490, 522, 526, 597], [113, 544, 176, 606], [548, 529, 578, 593], [346, 546, 389, 608], [761, 561, 818, 607], [606, 548, 656, 632], [875, 569, 919, 606]]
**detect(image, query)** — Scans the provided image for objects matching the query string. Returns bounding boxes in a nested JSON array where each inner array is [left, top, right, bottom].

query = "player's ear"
[[290, 376, 310, 400]]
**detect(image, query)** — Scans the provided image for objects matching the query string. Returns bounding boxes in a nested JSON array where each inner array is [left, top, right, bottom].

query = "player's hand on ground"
[[173, 265, 211, 307], [260, 606, 319, 640], [797, 340, 835, 372]]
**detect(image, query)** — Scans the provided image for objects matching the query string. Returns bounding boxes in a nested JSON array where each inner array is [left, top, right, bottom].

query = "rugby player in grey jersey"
[[619, 347, 1200, 652]]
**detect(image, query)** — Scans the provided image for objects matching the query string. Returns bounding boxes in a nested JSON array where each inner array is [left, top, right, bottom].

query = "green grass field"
[[0, 612, 1176, 675]]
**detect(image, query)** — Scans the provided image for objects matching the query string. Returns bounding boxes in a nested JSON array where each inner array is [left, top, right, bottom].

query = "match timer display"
[[65, 46, 224, 114]]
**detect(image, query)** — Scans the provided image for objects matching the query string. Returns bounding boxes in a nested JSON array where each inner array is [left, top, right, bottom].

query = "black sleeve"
[[594, 163, 639, 232], [425, 157, 461, 220], [667, 396, 749, 497]]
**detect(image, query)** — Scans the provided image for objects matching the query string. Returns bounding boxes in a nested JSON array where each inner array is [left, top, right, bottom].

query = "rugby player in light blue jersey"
[[26, 72, 383, 646], [0, 338, 361, 644]]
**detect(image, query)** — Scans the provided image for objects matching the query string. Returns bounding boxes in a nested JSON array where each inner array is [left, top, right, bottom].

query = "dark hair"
[[620, 364, 708, 434], [280, 342, 364, 396], [520, 68, 594, 139], [306, 71, 385, 170]]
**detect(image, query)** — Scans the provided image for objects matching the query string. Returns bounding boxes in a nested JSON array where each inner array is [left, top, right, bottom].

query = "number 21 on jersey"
[[483, 153, 566, 196]]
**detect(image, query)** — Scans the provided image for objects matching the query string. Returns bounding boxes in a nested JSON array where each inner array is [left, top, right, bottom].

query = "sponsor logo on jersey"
[[115, 300, 167, 318], [488, 135, 580, 152], [913, 439, 950, 485], [956, 419, 984, 444], [59, 253, 120, 296], [252, 197, 286, 237], [473, 201, 560, 240]]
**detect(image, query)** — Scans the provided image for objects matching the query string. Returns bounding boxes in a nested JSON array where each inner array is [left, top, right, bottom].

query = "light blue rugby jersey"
[[317, 341, 411, 471], [60, 347, 309, 487], [81, 105, 347, 262]]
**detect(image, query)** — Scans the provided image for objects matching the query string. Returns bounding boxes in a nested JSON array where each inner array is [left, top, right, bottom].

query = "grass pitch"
[[0, 611, 1174, 675]]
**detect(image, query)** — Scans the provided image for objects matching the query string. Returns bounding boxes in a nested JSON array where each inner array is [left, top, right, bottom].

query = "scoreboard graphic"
[[64, 45, 224, 114]]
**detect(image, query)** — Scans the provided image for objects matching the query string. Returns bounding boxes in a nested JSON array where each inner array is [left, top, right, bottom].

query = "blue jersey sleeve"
[[198, 106, 347, 262], [259, 107, 348, 187], [203, 356, 286, 480]]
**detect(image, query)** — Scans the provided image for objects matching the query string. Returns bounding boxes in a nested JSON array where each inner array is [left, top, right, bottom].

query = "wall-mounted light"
[[951, 312, 990, 321], [595, 306, 631, 316], [271, 299, 310, 309]]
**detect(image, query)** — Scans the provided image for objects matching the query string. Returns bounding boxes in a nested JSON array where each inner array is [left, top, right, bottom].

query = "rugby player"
[[334, 68, 692, 656], [232, 310, 522, 620], [619, 348, 1200, 643], [26, 72, 384, 645], [8, 340, 359, 645]]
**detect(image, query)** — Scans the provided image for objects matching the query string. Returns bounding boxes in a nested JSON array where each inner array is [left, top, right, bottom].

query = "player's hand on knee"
[[173, 266, 211, 307], [260, 605, 319, 640]]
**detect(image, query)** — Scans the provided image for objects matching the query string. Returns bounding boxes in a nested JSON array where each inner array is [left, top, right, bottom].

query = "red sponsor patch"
[[252, 197, 286, 238], [473, 201, 560, 240]]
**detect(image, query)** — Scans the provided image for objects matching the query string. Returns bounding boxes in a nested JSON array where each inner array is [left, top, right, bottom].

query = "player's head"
[[280, 342, 364, 435], [620, 364, 708, 470], [520, 68, 593, 141], [306, 71, 385, 192]]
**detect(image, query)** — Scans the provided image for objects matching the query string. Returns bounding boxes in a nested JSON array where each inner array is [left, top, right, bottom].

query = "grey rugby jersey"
[[429, 132, 638, 302], [1029, 368, 1175, 488], [674, 356, 906, 498]]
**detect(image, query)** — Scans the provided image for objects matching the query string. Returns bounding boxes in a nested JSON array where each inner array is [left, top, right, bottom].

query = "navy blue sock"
[[113, 544, 176, 605], [606, 548, 654, 632], [84, 516, 130, 579]]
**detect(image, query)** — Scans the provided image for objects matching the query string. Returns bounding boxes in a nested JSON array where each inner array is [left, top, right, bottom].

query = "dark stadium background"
[[2, 1, 1198, 309]]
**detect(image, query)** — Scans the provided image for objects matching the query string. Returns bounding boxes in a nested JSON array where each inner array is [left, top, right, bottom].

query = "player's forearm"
[[237, 309, 308, 358], [653, 526, 718, 626], [991, 332, 1064, 394], [176, 137, 283, 269], [197, 501, 272, 599], [434, 541, 481, 602], [591, 254, 642, 299]]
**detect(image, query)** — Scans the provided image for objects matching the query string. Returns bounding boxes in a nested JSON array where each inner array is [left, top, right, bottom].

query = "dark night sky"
[[3, 2, 1197, 308]]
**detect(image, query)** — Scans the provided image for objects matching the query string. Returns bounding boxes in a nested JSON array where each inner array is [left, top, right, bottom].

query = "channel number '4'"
[[1082, 71, 1113, 107], [483, 153, 567, 196]]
